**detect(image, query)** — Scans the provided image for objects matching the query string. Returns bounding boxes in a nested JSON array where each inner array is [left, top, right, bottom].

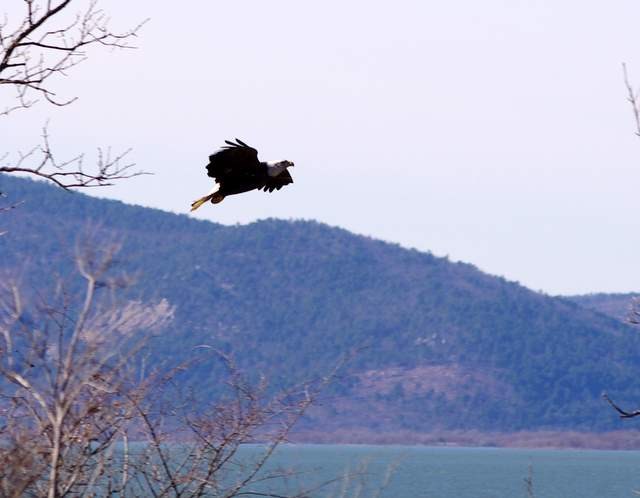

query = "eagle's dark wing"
[[206, 139, 261, 182], [262, 170, 294, 193]]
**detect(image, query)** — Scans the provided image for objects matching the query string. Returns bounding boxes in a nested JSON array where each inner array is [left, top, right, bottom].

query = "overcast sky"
[[4, 0, 640, 295]]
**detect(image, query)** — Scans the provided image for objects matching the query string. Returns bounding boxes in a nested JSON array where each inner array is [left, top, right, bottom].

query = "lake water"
[[244, 444, 640, 498]]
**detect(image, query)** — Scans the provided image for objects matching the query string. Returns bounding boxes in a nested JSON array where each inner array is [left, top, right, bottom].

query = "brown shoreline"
[[289, 429, 640, 450]]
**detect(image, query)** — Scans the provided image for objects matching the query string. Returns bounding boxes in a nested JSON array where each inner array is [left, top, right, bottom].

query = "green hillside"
[[2, 174, 640, 434]]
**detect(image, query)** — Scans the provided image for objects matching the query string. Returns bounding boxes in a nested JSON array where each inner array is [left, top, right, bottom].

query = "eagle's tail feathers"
[[190, 194, 213, 211], [191, 184, 226, 211]]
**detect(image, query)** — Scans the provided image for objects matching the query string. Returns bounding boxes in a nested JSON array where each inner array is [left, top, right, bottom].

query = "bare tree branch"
[[0, 1, 148, 193], [626, 296, 640, 325], [0, 123, 146, 190], [602, 392, 640, 419], [623, 63, 640, 138], [0, 0, 147, 115]]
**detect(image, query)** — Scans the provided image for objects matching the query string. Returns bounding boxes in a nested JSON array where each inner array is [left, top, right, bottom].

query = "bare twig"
[[602, 392, 640, 419], [1, 124, 146, 190], [627, 296, 640, 325], [623, 63, 640, 138], [0, 192, 24, 235], [0, 199, 24, 213], [524, 463, 536, 498]]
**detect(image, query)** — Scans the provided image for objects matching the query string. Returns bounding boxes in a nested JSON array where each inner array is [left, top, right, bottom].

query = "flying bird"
[[190, 139, 294, 211]]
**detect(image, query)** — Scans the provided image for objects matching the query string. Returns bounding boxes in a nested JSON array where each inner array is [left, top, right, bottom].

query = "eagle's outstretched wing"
[[263, 170, 293, 192], [206, 139, 261, 182]]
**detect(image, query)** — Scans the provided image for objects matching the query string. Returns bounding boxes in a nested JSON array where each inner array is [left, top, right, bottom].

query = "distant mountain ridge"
[[567, 293, 639, 323], [2, 174, 640, 436]]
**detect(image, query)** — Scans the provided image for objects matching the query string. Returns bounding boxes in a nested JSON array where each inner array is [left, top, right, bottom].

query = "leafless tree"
[[121, 354, 342, 498], [0, 239, 173, 497], [602, 66, 640, 421], [608, 300, 640, 420], [0, 0, 146, 190], [0, 239, 349, 497], [600, 300, 640, 419], [603, 68, 640, 417]]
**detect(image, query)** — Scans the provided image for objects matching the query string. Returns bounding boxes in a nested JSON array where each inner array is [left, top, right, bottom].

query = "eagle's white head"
[[266, 160, 295, 177]]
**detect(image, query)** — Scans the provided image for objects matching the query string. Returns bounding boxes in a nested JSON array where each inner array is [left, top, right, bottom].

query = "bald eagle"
[[190, 139, 294, 211]]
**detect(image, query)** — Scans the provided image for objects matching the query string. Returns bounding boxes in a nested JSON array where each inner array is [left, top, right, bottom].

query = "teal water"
[[243, 444, 640, 498]]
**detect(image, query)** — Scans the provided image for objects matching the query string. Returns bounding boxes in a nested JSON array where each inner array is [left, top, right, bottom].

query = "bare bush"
[[121, 353, 338, 497], [0, 240, 173, 497], [0, 240, 344, 497]]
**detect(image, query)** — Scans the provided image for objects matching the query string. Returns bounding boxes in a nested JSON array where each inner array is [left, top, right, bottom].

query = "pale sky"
[[3, 0, 640, 295]]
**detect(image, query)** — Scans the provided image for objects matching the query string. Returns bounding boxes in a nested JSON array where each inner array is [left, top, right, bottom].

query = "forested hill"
[[567, 293, 639, 323], [2, 174, 640, 435]]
